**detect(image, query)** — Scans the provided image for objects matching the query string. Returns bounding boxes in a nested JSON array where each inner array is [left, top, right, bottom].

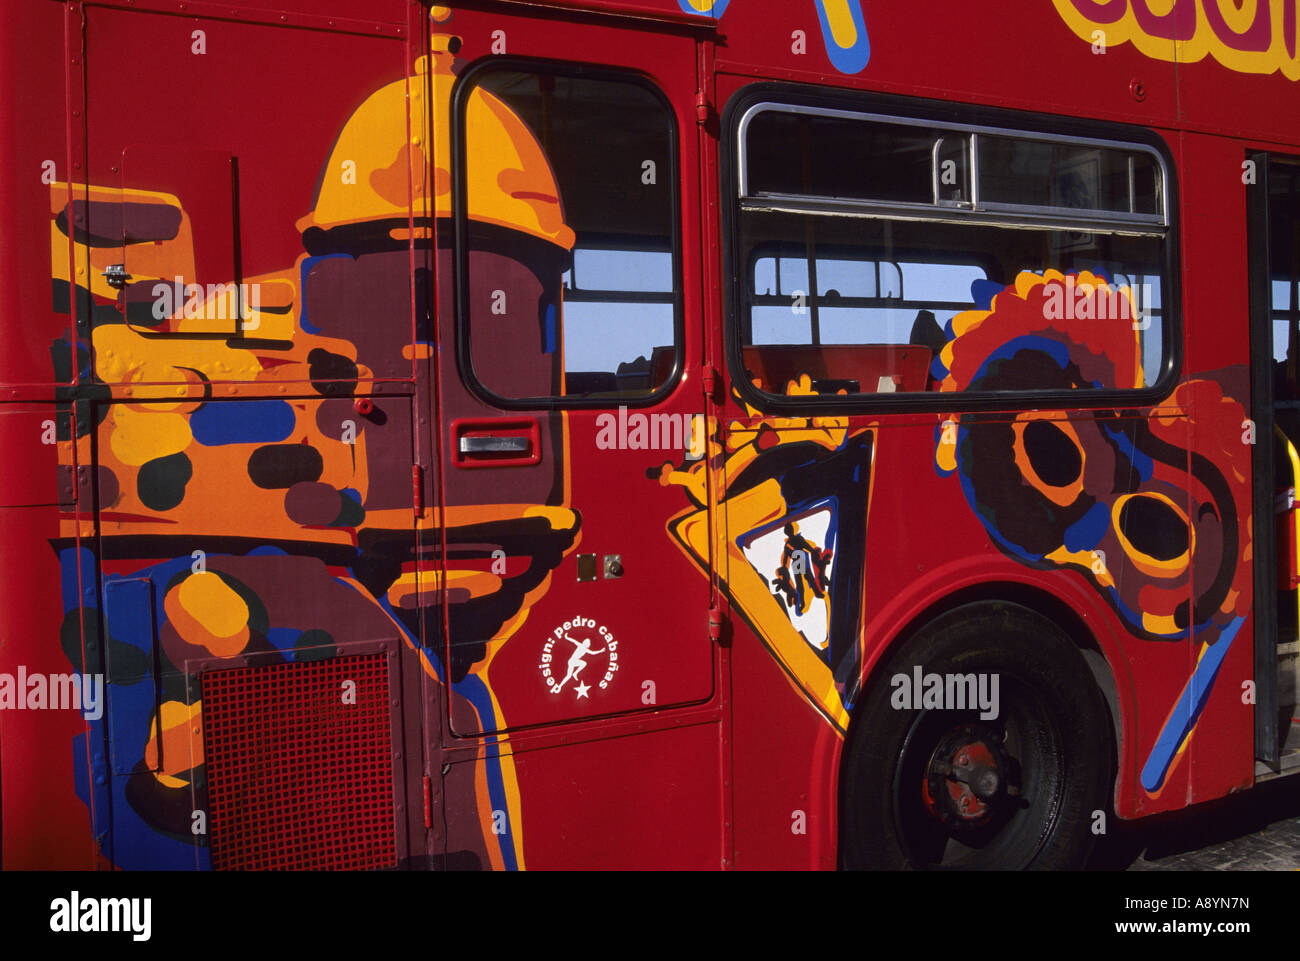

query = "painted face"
[[934, 270, 1251, 647]]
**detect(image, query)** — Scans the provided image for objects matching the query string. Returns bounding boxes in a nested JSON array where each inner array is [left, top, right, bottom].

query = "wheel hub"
[[921, 723, 1020, 830]]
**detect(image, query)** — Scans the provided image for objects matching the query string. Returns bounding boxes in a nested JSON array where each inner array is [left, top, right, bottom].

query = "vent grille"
[[201, 653, 398, 870]]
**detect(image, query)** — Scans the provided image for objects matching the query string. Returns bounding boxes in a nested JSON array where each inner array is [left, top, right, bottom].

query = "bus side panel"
[[0, 500, 101, 870], [443, 724, 724, 870], [729, 604, 843, 869], [0, 0, 101, 869], [1180, 131, 1257, 804], [0, 0, 74, 390], [29, 4, 430, 869]]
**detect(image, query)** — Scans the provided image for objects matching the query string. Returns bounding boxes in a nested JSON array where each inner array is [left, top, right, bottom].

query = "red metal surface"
[[0, 0, 1295, 870], [201, 654, 397, 871]]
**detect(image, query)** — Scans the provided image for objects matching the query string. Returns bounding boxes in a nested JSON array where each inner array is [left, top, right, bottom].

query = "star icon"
[[575, 681, 591, 699]]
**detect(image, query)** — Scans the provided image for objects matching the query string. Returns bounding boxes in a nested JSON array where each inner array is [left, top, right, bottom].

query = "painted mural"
[[654, 387, 873, 734], [1054, 0, 1300, 81], [33, 3, 1264, 870], [657, 268, 1252, 798], [933, 270, 1252, 793], [678, 0, 872, 74], [48, 34, 578, 869]]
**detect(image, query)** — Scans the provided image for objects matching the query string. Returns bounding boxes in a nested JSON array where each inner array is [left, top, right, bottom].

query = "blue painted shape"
[[1140, 617, 1243, 792], [103, 577, 157, 777], [452, 673, 518, 869], [59, 546, 98, 613], [981, 334, 1071, 377], [971, 279, 1003, 310], [1063, 502, 1109, 553], [814, 0, 871, 74], [1100, 422, 1154, 482], [267, 627, 301, 655], [677, 0, 731, 16], [542, 302, 557, 355], [191, 399, 295, 446]]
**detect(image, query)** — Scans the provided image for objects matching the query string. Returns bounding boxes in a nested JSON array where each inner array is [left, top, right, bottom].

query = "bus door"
[[430, 5, 722, 868], [1249, 155, 1300, 770]]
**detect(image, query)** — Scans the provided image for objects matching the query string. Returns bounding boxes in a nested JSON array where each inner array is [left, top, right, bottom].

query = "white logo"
[[49, 891, 151, 941], [540, 616, 619, 700]]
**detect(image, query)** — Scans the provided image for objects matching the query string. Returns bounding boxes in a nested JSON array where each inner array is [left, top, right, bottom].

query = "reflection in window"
[[460, 69, 678, 403], [737, 104, 1171, 399]]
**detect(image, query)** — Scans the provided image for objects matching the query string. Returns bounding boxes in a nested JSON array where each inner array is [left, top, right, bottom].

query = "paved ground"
[[1085, 777, 1300, 870]]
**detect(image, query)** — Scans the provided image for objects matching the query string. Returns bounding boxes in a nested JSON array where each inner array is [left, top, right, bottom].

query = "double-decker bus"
[[1, 0, 1298, 871]]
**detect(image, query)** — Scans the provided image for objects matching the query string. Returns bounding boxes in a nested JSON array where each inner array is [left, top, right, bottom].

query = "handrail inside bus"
[[1276, 425, 1300, 634]]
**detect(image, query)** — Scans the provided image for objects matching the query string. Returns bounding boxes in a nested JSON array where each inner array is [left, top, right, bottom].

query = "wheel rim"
[[889, 675, 1067, 869]]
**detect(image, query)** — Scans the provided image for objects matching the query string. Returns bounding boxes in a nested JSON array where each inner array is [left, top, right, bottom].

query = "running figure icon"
[[556, 632, 606, 692]]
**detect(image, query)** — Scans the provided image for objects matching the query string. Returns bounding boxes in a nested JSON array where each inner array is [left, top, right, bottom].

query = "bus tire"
[[840, 602, 1112, 870]]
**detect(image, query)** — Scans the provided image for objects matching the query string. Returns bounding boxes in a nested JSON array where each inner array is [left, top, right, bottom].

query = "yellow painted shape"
[[1111, 492, 1192, 578], [935, 431, 958, 473], [92, 323, 263, 385], [305, 45, 573, 250], [1142, 611, 1182, 635], [387, 569, 503, 607], [403, 343, 434, 360], [107, 407, 192, 467], [1053, 0, 1300, 81], [177, 571, 250, 638], [822, 0, 858, 48], [144, 698, 203, 774]]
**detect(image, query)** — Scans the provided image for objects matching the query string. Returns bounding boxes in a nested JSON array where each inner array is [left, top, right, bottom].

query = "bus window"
[[747, 250, 985, 392], [457, 67, 679, 405], [734, 101, 1174, 400], [562, 246, 675, 395]]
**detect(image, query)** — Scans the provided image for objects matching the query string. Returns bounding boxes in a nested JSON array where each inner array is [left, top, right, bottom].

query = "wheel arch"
[[846, 579, 1128, 809]]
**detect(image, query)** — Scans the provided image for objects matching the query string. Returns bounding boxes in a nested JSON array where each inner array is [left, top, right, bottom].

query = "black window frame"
[[722, 82, 1184, 415], [452, 56, 685, 412]]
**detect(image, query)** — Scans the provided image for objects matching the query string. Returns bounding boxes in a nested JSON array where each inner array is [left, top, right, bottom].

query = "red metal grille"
[[201, 653, 398, 870]]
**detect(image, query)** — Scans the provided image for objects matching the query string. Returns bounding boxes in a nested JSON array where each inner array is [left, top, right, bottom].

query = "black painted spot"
[[352, 551, 402, 599], [123, 282, 169, 328], [294, 629, 336, 661], [332, 490, 365, 527], [247, 444, 323, 489], [137, 452, 193, 511], [1120, 495, 1188, 561], [105, 637, 151, 683], [124, 758, 201, 842], [1023, 420, 1082, 488], [308, 348, 358, 396], [60, 608, 103, 674]]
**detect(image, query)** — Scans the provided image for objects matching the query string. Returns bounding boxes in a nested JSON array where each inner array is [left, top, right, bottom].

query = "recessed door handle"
[[459, 436, 531, 454]]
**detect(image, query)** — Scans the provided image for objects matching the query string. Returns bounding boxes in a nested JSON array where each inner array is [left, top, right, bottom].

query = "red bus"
[[2, 0, 1299, 871]]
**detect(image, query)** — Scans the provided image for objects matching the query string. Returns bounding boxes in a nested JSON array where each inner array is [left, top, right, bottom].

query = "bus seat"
[[742, 344, 932, 394]]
